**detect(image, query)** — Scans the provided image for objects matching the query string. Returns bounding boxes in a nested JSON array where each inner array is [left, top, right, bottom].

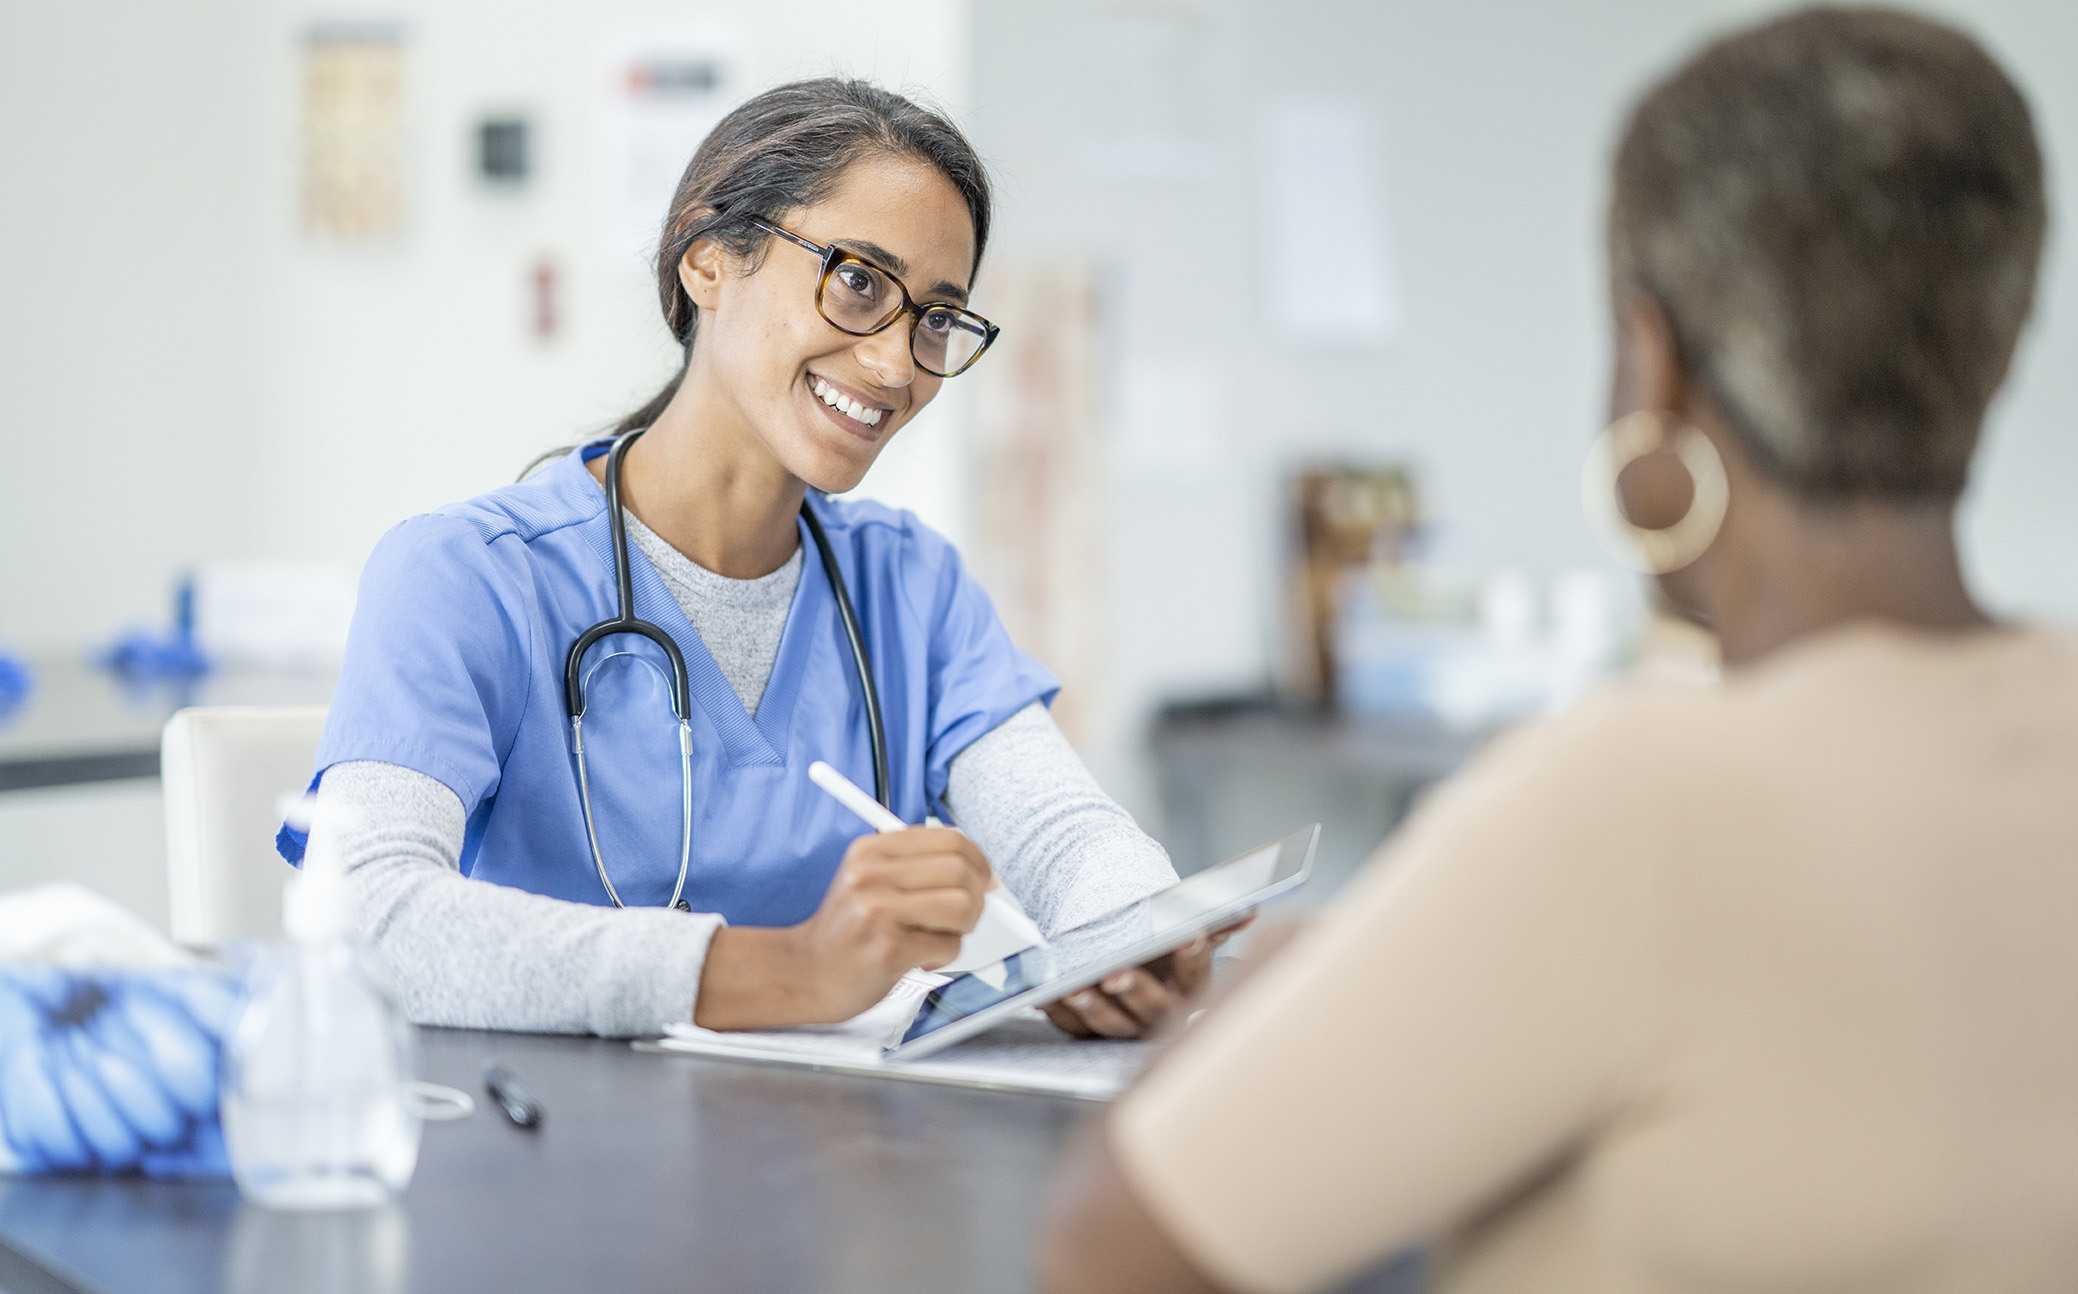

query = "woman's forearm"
[[942, 703, 1179, 934], [318, 761, 721, 1037]]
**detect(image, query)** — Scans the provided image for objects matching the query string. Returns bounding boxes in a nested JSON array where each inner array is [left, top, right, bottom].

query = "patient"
[[1042, 9, 2078, 1293]]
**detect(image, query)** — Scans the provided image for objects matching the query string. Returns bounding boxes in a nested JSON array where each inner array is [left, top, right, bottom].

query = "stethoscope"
[[563, 428, 890, 909]]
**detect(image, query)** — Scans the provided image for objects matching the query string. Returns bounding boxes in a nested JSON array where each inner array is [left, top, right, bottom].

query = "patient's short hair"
[[1610, 7, 2046, 499]]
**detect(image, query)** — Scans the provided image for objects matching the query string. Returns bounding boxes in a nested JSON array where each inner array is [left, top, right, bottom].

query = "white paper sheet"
[[644, 973, 1150, 1100]]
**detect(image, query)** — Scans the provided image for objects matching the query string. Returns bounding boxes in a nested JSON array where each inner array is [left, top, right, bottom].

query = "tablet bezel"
[[884, 823, 1320, 1061]]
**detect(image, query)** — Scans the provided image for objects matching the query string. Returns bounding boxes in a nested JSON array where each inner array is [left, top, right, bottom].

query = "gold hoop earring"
[[1580, 410, 1729, 574]]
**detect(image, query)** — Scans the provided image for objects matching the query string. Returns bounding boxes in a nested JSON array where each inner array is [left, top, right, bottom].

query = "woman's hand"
[[1040, 917, 1252, 1040], [694, 827, 990, 1029]]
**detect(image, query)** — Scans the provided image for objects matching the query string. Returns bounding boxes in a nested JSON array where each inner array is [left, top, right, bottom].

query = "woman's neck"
[[1704, 494, 1993, 667], [591, 369, 805, 580]]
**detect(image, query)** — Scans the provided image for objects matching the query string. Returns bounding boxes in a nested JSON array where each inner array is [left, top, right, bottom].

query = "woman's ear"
[[1609, 292, 1686, 422], [678, 237, 727, 313]]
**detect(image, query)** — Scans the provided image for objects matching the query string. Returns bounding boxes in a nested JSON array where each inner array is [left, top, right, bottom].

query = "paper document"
[[943, 890, 1047, 980], [642, 973, 1150, 1100]]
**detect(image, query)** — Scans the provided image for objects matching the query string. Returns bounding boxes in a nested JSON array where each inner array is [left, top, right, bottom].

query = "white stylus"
[[807, 761, 907, 833], [805, 760, 1047, 978]]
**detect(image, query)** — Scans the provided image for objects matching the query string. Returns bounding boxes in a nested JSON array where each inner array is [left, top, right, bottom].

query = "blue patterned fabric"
[[0, 966, 238, 1177]]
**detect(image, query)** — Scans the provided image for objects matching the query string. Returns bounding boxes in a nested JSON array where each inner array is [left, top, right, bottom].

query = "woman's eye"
[[919, 308, 955, 335], [834, 266, 878, 299]]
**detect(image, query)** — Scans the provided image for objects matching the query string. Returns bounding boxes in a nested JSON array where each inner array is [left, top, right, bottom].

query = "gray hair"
[[1610, 7, 2046, 499]]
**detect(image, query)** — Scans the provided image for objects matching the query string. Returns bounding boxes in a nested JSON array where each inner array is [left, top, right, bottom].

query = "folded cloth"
[[0, 884, 198, 968], [0, 885, 237, 1177]]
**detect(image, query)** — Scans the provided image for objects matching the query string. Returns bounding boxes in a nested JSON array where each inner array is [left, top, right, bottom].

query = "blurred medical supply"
[[98, 575, 212, 681], [0, 649, 30, 719], [1281, 461, 1643, 730], [0, 884, 241, 1178], [222, 801, 421, 1209], [1336, 565, 1643, 729], [1284, 464, 1425, 707]]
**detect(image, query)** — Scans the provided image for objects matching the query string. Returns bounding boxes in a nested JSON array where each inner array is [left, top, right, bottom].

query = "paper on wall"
[[1259, 98, 1402, 346], [595, 24, 748, 264]]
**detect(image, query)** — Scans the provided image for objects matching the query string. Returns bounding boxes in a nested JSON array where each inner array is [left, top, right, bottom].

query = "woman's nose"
[[854, 320, 917, 388]]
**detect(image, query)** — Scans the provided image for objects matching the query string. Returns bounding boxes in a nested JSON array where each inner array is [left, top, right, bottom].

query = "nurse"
[[283, 79, 1209, 1040]]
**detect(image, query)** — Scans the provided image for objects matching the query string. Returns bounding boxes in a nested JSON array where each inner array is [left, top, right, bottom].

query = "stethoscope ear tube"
[[564, 430, 695, 723], [801, 497, 889, 807]]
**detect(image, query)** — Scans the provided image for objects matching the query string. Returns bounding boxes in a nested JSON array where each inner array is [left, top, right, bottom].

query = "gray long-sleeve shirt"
[[317, 508, 1175, 1037]]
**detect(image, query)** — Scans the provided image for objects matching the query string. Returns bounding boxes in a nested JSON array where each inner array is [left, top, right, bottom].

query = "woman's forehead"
[[786, 155, 976, 290]]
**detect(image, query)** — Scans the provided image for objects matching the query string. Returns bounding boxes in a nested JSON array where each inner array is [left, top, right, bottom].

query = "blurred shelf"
[[1150, 695, 1494, 907], [0, 657, 335, 793]]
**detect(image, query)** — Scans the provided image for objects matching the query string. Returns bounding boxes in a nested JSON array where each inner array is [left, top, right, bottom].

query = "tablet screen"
[[897, 836, 1298, 1048]]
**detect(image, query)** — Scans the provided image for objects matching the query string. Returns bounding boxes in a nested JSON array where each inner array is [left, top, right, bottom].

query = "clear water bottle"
[[221, 807, 420, 1209]]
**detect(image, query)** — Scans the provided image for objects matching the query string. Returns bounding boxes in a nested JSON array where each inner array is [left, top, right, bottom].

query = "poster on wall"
[[1082, 3, 1227, 182], [1259, 98, 1401, 346], [969, 265, 1108, 749], [300, 23, 407, 241], [596, 25, 748, 265]]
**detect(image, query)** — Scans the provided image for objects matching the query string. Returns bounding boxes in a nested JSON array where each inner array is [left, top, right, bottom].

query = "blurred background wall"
[[4, 0, 2075, 922]]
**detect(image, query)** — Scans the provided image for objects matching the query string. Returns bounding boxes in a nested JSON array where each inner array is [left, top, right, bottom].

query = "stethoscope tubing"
[[562, 428, 890, 909]]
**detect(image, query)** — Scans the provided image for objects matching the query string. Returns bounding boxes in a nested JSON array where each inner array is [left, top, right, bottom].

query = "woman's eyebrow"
[[835, 239, 907, 276], [834, 238, 971, 305]]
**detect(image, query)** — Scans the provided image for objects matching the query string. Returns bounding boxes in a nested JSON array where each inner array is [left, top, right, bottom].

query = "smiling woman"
[[280, 79, 1200, 1042]]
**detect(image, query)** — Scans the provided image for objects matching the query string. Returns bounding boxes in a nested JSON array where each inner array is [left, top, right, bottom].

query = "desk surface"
[[0, 1024, 1089, 1294], [0, 658, 334, 792]]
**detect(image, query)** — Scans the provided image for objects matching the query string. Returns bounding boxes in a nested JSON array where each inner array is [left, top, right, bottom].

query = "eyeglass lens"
[[818, 258, 991, 377]]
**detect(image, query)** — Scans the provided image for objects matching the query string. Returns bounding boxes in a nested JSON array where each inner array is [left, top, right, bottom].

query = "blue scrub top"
[[280, 441, 1058, 927]]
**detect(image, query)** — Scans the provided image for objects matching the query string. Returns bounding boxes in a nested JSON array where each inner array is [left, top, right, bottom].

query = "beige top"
[[1115, 624, 2078, 1294]]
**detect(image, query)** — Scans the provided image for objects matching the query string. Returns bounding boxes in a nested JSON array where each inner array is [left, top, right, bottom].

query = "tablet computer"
[[885, 823, 1319, 1061]]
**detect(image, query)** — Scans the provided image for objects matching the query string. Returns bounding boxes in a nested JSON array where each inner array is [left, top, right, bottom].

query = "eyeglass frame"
[[746, 217, 1001, 378]]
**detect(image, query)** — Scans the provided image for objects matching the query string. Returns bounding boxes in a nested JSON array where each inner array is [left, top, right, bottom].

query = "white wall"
[[0, 0, 972, 656], [0, 0, 261, 650], [967, 0, 2078, 821], [6, 0, 2076, 838], [239, 0, 975, 572]]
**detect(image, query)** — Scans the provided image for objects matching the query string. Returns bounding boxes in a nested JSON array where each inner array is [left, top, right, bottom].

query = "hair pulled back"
[[1610, 6, 2045, 500], [613, 77, 993, 435]]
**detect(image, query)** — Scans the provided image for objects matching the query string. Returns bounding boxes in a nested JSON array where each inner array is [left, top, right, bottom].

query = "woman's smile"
[[806, 371, 896, 441]]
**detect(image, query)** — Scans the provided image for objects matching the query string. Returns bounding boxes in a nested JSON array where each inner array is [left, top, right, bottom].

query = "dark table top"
[[0, 1024, 1092, 1294], [0, 658, 335, 792]]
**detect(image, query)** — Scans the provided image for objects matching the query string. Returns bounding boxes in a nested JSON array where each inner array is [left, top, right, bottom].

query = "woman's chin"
[[791, 445, 876, 497]]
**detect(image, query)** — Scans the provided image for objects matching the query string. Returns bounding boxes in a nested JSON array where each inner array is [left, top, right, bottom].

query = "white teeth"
[[812, 377, 883, 427]]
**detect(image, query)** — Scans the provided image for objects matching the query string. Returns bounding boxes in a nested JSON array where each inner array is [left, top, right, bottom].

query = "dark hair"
[[611, 77, 993, 435], [1610, 7, 2046, 499]]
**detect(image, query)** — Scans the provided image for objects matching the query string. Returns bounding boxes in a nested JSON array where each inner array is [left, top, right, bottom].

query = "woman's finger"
[[1041, 1000, 1097, 1038], [1162, 941, 1217, 998], [860, 829, 994, 882], [1059, 986, 1142, 1038], [862, 851, 989, 895], [901, 929, 966, 971], [1096, 967, 1184, 1029], [890, 887, 987, 936]]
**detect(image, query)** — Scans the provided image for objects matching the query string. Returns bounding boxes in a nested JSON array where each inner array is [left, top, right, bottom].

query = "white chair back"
[[161, 706, 327, 944]]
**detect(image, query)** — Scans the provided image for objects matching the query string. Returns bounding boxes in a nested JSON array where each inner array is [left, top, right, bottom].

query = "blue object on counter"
[[0, 650, 29, 718], [96, 575, 212, 681], [0, 965, 241, 1177]]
